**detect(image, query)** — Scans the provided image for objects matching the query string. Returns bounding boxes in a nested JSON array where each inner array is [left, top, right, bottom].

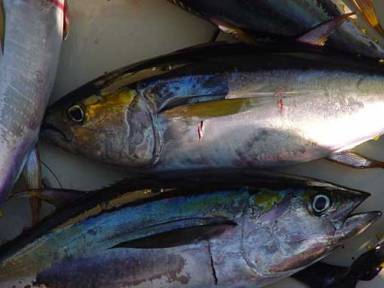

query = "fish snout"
[[40, 115, 73, 144], [334, 211, 382, 241]]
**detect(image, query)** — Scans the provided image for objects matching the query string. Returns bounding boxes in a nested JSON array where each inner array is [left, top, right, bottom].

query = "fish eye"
[[67, 105, 84, 123], [312, 194, 332, 215]]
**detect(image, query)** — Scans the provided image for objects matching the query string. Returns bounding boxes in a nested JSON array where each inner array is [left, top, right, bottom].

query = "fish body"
[[43, 43, 384, 171], [0, 170, 379, 287], [0, 0, 63, 202], [168, 0, 384, 59]]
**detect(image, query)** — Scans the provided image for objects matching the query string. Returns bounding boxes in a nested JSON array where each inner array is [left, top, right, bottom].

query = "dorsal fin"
[[297, 13, 355, 47]]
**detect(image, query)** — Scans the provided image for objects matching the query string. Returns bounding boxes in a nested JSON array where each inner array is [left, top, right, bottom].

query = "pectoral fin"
[[296, 13, 354, 47], [352, 0, 384, 36], [113, 222, 235, 249], [110, 217, 236, 249], [161, 98, 260, 119], [160, 89, 325, 119], [0, 0, 5, 54], [327, 151, 384, 169]]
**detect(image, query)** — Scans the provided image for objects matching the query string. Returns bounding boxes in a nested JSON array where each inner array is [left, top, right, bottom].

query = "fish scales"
[[0, 170, 379, 287], [0, 0, 63, 201], [43, 44, 384, 170], [168, 0, 384, 59]]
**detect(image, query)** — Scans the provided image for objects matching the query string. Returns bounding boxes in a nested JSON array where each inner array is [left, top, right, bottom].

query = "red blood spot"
[[47, 0, 65, 11], [198, 121, 204, 140], [274, 88, 286, 113], [47, 0, 69, 39], [277, 98, 284, 113]]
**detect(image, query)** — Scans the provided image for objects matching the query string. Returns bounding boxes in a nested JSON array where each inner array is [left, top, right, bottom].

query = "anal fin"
[[327, 150, 384, 169]]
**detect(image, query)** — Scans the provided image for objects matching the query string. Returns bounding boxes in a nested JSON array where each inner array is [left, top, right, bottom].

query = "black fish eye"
[[312, 194, 331, 215], [67, 105, 84, 123]]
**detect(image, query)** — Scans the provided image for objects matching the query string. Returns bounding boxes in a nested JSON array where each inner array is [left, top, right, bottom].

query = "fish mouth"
[[335, 211, 381, 241], [333, 189, 381, 241], [41, 122, 72, 143]]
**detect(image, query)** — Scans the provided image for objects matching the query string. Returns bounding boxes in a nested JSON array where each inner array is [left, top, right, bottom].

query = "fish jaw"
[[235, 183, 377, 286], [334, 211, 382, 242]]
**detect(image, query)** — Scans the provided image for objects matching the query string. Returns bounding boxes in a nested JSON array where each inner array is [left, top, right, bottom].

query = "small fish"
[[168, 0, 384, 59], [0, 0, 64, 203], [42, 43, 384, 171], [293, 240, 384, 287], [0, 170, 379, 287]]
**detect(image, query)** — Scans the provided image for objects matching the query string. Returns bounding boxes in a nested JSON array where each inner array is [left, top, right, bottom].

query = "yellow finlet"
[[372, 135, 381, 141], [352, 0, 384, 37]]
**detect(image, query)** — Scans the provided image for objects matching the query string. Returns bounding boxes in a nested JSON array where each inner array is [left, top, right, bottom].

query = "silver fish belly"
[[156, 70, 384, 170], [0, 0, 63, 201]]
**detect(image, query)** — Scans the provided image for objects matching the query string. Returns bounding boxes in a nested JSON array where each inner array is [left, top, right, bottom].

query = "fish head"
[[42, 89, 157, 168], [242, 182, 380, 278]]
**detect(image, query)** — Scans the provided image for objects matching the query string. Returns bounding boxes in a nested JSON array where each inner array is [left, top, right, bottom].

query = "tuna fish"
[[0, 170, 377, 287], [0, 0, 64, 203], [42, 43, 384, 171], [168, 0, 384, 59]]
